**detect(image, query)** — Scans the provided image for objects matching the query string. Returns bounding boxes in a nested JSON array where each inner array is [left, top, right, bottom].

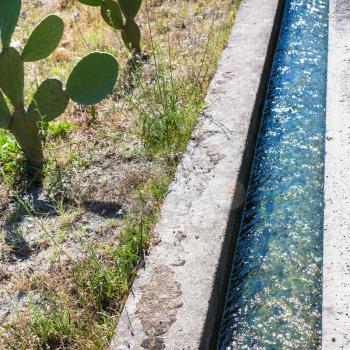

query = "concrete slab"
[[322, 0, 350, 349], [110, 0, 283, 348]]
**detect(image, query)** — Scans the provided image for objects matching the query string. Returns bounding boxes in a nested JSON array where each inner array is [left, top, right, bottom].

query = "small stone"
[[171, 257, 185, 267]]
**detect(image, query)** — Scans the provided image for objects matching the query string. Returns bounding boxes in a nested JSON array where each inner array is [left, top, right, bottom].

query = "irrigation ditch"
[[218, 0, 328, 347]]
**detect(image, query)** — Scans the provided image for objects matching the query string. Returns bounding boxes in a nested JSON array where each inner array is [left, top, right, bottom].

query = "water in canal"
[[217, 0, 329, 348]]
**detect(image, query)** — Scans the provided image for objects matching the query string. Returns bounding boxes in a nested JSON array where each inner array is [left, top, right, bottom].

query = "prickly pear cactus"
[[101, 0, 124, 30], [0, 90, 11, 129], [27, 79, 69, 122], [0, 47, 24, 107], [0, 1, 118, 174], [117, 0, 142, 19], [121, 19, 141, 54], [67, 52, 118, 105], [78, 0, 142, 55], [21, 15, 64, 62], [0, 0, 21, 48]]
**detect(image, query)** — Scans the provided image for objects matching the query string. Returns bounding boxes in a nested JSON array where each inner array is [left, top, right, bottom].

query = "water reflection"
[[217, 0, 328, 348]]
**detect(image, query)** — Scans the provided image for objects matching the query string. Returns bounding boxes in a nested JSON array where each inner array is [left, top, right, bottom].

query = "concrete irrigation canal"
[[112, 0, 350, 349], [217, 0, 328, 348]]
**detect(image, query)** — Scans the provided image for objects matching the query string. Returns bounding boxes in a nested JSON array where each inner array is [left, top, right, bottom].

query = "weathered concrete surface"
[[322, 0, 350, 349], [111, 0, 282, 348]]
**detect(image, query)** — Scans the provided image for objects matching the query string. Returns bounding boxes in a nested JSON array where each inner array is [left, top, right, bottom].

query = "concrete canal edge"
[[322, 0, 350, 349], [111, 0, 283, 348]]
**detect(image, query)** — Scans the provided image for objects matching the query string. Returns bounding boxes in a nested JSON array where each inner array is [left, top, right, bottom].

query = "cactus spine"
[[78, 0, 142, 56], [0, 0, 118, 175]]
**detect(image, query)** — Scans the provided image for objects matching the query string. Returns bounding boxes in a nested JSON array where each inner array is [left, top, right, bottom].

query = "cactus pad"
[[0, 48, 24, 107], [121, 19, 141, 53], [0, 3, 120, 171], [27, 78, 69, 122], [0, 90, 11, 129], [101, 0, 124, 30], [66, 52, 118, 105], [0, 0, 21, 48], [21, 15, 64, 62], [11, 109, 44, 169], [77, 0, 102, 6], [117, 0, 142, 19]]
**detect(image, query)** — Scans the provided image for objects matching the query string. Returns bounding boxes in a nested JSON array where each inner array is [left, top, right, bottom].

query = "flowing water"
[[217, 0, 329, 348]]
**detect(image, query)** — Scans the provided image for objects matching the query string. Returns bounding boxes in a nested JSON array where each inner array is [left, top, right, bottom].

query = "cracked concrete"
[[322, 0, 350, 349], [110, 0, 282, 348]]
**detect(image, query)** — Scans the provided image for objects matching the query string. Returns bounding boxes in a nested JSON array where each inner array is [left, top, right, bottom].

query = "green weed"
[[28, 298, 75, 349], [0, 131, 24, 182], [47, 120, 74, 140]]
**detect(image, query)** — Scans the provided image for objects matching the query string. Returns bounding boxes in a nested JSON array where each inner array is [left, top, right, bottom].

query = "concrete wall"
[[111, 0, 282, 348], [322, 0, 350, 349]]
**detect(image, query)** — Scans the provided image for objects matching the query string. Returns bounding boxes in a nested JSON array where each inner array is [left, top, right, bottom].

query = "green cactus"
[[117, 0, 142, 19], [78, 0, 142, 55], [67, 52, 118, 105], [121, 19, 141, 54], [0, 1, 118, 175], [27, 79, 69, 122], [0, 90, 11, 129], [21, 15, 64, 62], [0, 47, 24, 107], [101, 0, 124, 30], [0, 0, 21, 48]]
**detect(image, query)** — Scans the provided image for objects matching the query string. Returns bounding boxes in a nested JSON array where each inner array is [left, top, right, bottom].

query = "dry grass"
[[0, 0, 238, 348]]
